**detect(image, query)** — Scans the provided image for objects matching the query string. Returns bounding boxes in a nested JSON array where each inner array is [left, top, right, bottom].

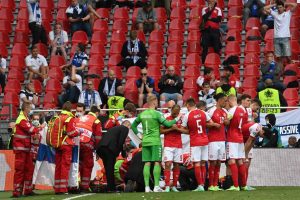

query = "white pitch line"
[[63, 193, 96, 200]]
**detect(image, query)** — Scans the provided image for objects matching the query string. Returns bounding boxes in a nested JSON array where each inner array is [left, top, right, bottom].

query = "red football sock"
[[238, 164, 247, 187], [201, 166, 206, 185], [213, 165, 221, 186], [194, 165, 202, 185], [229, 163, 239, 187], [172, 168, 180, 187], [164, 169, 171, 187], [208, 165, 215, 187]]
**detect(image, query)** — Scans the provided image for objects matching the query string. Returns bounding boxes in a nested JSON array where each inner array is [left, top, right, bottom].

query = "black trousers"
[[29, 22, 48, 46], [0, 73, 5, 93], [98, 147, 117, 192], [178, 166, 197, 191], [201, 28, 221, 63], [118, 58, 147, 71]]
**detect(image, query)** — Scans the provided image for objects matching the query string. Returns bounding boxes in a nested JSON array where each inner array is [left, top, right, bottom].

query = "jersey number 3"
[[196, 119, 203, 134]]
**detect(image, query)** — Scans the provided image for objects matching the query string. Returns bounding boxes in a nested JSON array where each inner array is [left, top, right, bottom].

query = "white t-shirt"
[[0, 58, 7, 69], [63, 75, 83, 92], [78, 90, 102, 108], [25, 54, 48, 71], [49, 30, 69, 45], [270, 10, 292, 38]]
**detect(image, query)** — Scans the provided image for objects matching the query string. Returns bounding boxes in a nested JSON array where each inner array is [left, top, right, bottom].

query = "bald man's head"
[[108, 70, 116, 80], [167, 66, 175, 76]]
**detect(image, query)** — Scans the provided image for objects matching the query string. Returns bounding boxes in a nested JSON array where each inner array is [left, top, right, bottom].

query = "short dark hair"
[[76, 103, 86, 111], [203, 82, 210, 87], [124, 102, 137, 113], [172, 104, 181, 111], [252, 98, 262, 107], [214, 93, 226, 101], [204, 67, 212, 75], [62, 101, 72, 111], [31, 45, 38, 52], [276, 0, 284, 7], [196, 100, 206, 109], [240, 94, 252, 101], [90, 105, 100, 113], [77, 43, 86, 52], [224, 65, 235, 74], [186, 98, 196, 107], [220, 76, 229, 83]]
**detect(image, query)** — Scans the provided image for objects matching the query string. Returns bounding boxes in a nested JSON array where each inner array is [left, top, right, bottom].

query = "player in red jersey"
[[226, 95, 247, 191], [179, 98, 220, 192], [207, 93, 230, 191], [161, 105, 183, 192]]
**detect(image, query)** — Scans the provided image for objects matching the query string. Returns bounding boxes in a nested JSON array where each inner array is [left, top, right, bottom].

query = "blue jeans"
[[160, 93, 181, 102], [71, 22, 92, 38]]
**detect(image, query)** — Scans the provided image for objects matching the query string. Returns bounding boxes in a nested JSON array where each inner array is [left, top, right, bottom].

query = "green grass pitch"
[[1, 187, 300, 200]]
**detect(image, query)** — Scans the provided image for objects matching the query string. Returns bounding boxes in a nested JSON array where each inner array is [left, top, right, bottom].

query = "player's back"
[[207, 107, 227, 142], [227, 106, 246, 143], [164, 115, 182, 148]]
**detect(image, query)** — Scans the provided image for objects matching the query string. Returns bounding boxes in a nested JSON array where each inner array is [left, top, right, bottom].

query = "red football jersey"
[[164, 115, 183, 148], [182, 109, 211, 147], [227, 106, 246, 143], [207, 107, 227, 142]]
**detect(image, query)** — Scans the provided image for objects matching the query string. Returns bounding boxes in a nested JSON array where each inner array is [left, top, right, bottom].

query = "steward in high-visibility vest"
[[12, 102, 40, 198], [215, 77, 237, 96], [76, 106, 102, 192], [107, 95, 132, 117], [258, 88, 281, 114]]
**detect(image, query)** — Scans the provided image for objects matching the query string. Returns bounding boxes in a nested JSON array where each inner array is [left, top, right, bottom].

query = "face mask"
[[75, 112, 83, 118], [32, 120, 40, 127]]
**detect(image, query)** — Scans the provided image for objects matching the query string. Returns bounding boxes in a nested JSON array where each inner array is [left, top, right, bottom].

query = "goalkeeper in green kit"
[[131, 95, 180, 192]]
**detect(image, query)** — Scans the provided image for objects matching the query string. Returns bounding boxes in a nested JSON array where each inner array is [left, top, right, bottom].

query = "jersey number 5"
[[196, 119, 203, 134]]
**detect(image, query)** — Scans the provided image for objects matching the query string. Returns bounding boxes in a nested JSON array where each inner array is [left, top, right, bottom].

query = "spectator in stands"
[[78, 80, 102, 109], [285, 136, 297, 148], [66, 0, 92, 38], [49, 23, 68, 60], [223, 65, 241, 91], [261, 4, 276, 37], [25, 46, 49, 83], [58, 66, 83, 107], [0, 54, 6, 93], [116, 0, 134, 9], [257, 79, 287, 113], [264, 1, 297, 64], [136, 1, 159, 33], [136, 68, 157, 108], [98, 70, 123, 107], [196, 68, 220, 89], [118, 30, 148, 71], [79, 0, 102, 25], [151, 0, 171, 18], [158, 66, 183, 106], [201, 0, 222, 63], [96, 0, 116, 8], [243, 0, 265, 27], [61, 43, 88, 79], [215, 77, 236, 96], [27, 0, 48, 46], [19, 81, 39, 109], [258, 52, 285, 92], [198, 82, 215, 108]]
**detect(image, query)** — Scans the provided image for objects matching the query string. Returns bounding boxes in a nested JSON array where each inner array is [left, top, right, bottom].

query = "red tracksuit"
[[54, 111, 80, 194], [77, 112, 102, 191], [104, 111, 123, 129], [12, 111, 40, 197]]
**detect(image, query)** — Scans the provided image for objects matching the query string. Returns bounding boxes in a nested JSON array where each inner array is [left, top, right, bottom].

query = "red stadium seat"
[[244, 53, 260, 66], [0, 32, 9, 46], [243, 65, 260, 78], [72, 31, 89, 45], [0, 105, 18, 120], [19, 0, 27, 9], [113, 7, 129, 21], [90, 43, 106, 57], [283, 88, 299, 101], [0, 8, 14, 22], [168, 30, 184, 44], [11, 43, 28, 58], [148, 42, 164, 56], [3, 92, 19, 107], [39, 0, 54, 10], [9, 56, 26, 70], [147, 67, 161, 80], [169, 19, 185, 32], [149, 30, 165, 45], [186, 41, 202, 55], [227, 18, 243, 31], [16, 20, 30, 34], [87, 68, 103, 78], [264, 41, 274, 53], [109, 43, 123, 56], [108, 55, 123, 67], [290, 16, 300, 29], [283, 75, 298, 87], [137, 30, 146, 44], [242, 77, 258, 91], [35, 43, 48, 57], [110, 31, 126, 44], [245, 17, 261, 31], [217, 0, 225, 9], [183, 78, 199, 91], [157, 20, 167, 32], [227, 7, 243, 19], [49, 55, 66, 68], [1, 0, 16, 10], [0, 44, 8, 58], [187, 30, 201, 43], [185, 53, 202, 68], [126, 66, 141, 80], [89, 56, 105, 69], [189, 0, 206, 9], [91, 31, 107, 45], [264, 29, 274, 42], [167, 42, 182, 56], [245, 29, 262, 43], [225, 41, 241, 56], [132, 8, 139, 24], [45, 79, 62, 93], [124, 90, 138, 105], [171, 0, 187, 9], [32, 79, 43, 94], [48, 68, 64, 80], [96, 8, 110, 20], [4, 79, 21, 93], [0, 20, 11, 33], [204, 53, 221, 68], [183, 90, 199, 103], [147, 55, 163, 69], [108, 66, 123, 80], [14, 32, 30, 46], [226, 30, 242, 43], [42, 20, 51, 34], [228, 0, 243, 8], [93, 19, 109, 33], [284, 64, 300, 78], [41, 8, 53, 22], [57, 9, 70, 33], [112, 19, 128, 33], [155, 8, 167, 22], [290, 28, 300, 41], [291, 40, 300, 60], [184, 67, 201, 80], [43, 92, 59, 108], [58, 0, 71, 9], [244, 41, 260, 55], [189, 7, 203, 20], [7, 69, 25, 82], [243, 89, 257, 99], [166, 54, 182, 68], [170, 7, 186, 21]]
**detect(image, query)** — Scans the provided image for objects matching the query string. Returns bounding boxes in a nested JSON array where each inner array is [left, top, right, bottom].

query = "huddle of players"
[[159, 93, 265, 192]]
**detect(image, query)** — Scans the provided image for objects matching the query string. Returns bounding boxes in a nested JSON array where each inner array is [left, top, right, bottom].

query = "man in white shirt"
[[49, 23, 69, 60], [0, 54, 6, 93], [19, 81, 39, 109], [25, 46, 48, 82], [78, 80, 102, 109], [264, 1, 297, 63]]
